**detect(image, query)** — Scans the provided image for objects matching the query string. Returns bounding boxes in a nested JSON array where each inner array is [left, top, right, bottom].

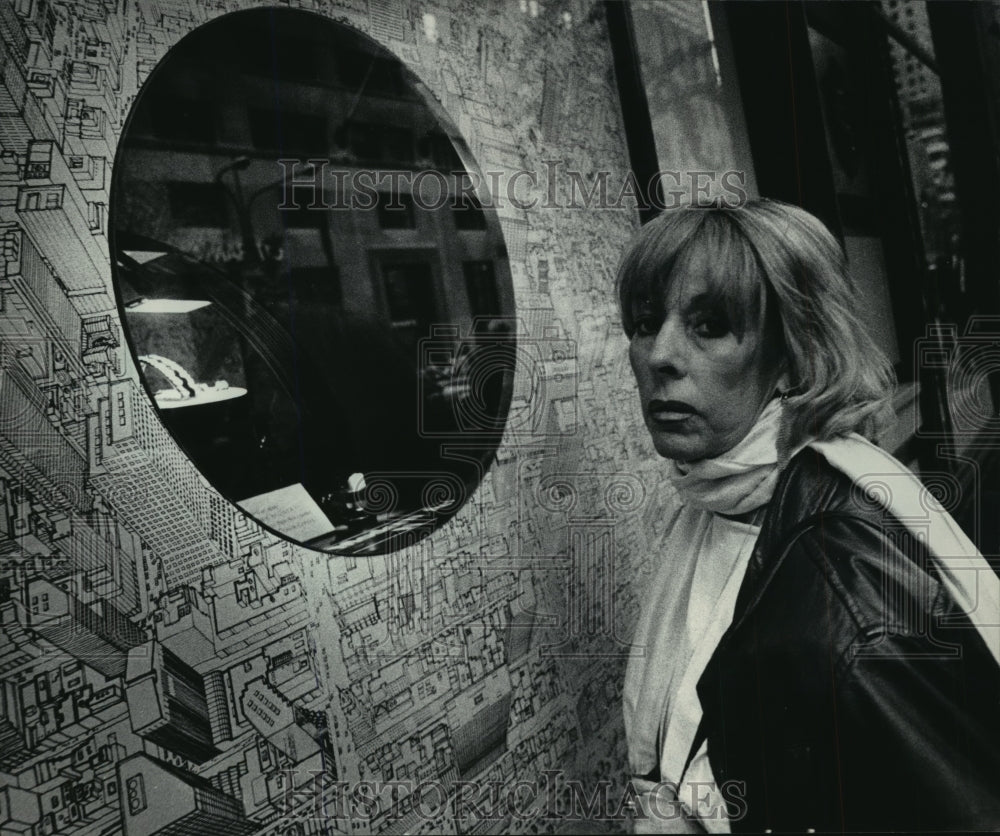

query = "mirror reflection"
[[111, 9, 516, 553]]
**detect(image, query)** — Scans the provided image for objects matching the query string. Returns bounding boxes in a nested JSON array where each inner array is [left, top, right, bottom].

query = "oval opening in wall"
[[110, 8, 516, 554]]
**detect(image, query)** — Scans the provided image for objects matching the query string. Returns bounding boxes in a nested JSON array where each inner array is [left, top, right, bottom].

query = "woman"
[[618, 199, 1000, 833]]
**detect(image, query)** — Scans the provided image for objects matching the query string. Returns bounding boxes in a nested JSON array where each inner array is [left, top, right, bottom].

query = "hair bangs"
[[617, 211, 700, 335], [669, 214, 768, 340], [618, 210, 769, 340]]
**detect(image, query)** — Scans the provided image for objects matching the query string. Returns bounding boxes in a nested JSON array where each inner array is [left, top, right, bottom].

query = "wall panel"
[[0, 1, 683, 833]]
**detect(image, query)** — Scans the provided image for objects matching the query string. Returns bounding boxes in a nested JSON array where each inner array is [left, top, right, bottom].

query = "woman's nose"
[[647, 318, 687, 378]]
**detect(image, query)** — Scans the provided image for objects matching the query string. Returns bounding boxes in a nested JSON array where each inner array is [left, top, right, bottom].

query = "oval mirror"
[[111, 8, 516, 553]]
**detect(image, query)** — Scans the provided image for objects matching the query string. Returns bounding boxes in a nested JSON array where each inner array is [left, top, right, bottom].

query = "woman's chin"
[[650, 433, 707, 463]]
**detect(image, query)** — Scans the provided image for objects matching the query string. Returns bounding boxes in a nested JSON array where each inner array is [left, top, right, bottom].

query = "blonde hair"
[[616, 198, 896, 449]]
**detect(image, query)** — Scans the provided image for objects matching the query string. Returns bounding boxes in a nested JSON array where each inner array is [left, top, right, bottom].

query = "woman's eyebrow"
[[682, 292, 720, 312]]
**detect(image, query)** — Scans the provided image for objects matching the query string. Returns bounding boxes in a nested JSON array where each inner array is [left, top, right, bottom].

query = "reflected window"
[[464, 262, 501, 318], [879, 0, 966, 324], [111, 8, 515, 553], [248, 108, 327, 155], [452, 194, 488, 230], [377, 258, 437, 349], [166, 182, 228, 228], [376, 193, 416, 229]]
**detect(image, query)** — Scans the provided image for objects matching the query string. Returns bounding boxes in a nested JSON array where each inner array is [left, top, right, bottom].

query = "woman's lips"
[[648, 399, 697, 423]]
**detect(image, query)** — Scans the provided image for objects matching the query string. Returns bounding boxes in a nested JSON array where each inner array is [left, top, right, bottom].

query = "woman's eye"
[[692, 316, 730, 338], [633, 316, 660, 337]]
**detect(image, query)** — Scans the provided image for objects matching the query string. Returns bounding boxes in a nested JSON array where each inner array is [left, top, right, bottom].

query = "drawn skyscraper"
[[26, 578, 147, 678], [125, 641, 221, 763], [117, 753, 256, 836]]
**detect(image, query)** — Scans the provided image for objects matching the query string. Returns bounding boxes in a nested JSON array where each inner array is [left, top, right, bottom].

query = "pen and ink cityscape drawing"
[[0, 1, 661, 832], [1, 0, 992, 833]]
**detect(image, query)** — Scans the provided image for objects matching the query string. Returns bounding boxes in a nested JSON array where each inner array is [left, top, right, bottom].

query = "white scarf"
[[667, 397, 785, 515], [625, 398, 785, 811]]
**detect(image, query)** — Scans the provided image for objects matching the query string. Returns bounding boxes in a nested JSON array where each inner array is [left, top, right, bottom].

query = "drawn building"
[[124, 640, 222, 763], [117, 753, 257, 836], [240, 676, 332, 770], [0, 785, 43, 835], [25, 577, 147, 678]]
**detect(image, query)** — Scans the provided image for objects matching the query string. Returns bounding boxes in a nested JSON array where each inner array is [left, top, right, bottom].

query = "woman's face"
[[628, 274, 779, 463]]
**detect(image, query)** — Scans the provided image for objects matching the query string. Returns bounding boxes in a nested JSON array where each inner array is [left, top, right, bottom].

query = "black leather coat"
[[696, 447, 1000, 832]]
